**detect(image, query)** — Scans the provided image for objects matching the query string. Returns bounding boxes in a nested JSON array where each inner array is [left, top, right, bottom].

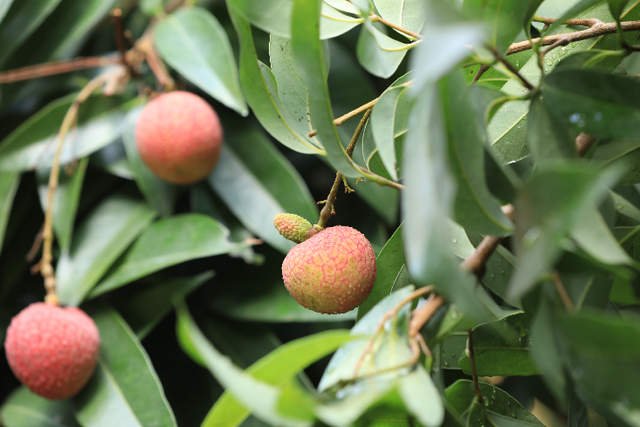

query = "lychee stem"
[[316, 108, 372, 229], [40, 74, 112, 306]]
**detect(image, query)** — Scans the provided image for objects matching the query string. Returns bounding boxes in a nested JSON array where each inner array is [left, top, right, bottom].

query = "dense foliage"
[[0, 0, 640, 426]]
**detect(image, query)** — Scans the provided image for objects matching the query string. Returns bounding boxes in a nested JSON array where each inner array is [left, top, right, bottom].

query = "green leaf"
[[556, 312, 640, 427], [90, 214, 243, 297], [458, 313, 538, 377], [529, 289, 569, 406], [372, 0, 425, 35], [0, 0, 62, 67], [0, 386, 80, 427], [56, 189, 156, 306], [398, 364, 446, 427], [207, 118, 315, 253], [3, 0, 117, 65], [545, 0, 602, 36], [0, 171, 19, 256], [35, 158, 87, 251], [488, 2, 640, 164], [508, 164, 623, 300], [608, 0, 631, 22], [122, 106, 177, 217], [441, 70, 512, 236], [227, 7, 323, 155], [370, 77, 411, 180], [74, 306, 176, 427], [356, 17, 416, 78], [175, 302, 313, 427], [403, 77, 503, 322], [446, 380, 544, 426], [410, 1, 485, 91], [154, 7, 248, 115], [116, 271, 214, 339], [527, 92, 578, 165], [210, 277, 356, 322], [462, 0, 530, 54], [0, 0, 14, 25], [356, 223, 405, 321], [291, 0, 364, 178], [139, 0, 163, 16], [543, 70, 640, 141], [571, 206, 634, 266], [0, 95, 139, 172], [202, 328, 354, 427], [227, 0, 361, 39]]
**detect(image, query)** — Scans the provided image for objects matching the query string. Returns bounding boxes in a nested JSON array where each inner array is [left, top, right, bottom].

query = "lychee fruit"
[[135, 91, 223, 184], [282, 226, 377, 314], [4, 303, 100, 400]]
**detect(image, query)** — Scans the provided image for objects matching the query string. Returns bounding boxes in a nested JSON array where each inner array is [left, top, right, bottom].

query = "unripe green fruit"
[[4, 303, 100, 400], [135, 91, 223, 184], [282, 226, 376, 314], [274, 213, 321, 243]]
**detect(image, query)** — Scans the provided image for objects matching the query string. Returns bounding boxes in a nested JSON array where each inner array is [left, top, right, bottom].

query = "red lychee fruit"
[[282, 226, 377, 314], [135, 91, 223, 184], [4, 303, 100, 400]]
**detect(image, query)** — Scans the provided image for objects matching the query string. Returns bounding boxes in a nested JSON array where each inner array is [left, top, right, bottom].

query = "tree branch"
[[0, 57, 120, 84], [508, 20, 640, 55]]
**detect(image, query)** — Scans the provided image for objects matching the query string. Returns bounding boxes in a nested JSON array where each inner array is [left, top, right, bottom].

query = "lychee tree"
[[0, 0, 639, 426]]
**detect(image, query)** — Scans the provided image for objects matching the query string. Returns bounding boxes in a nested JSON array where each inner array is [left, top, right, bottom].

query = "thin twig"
[[370, 12, 422, 40], [489, 46, 535, 91], [111, 8, 138, 79], [0, 57, 120, 84], [40, 74, 111, 305], [551, 271, 575, 312], [508, 20, 640, 55], [533, 15, 604, 28], [307, 80, 414, 138], [468, 329, 485, 405], [461, 236, 502, 280], [471, 64, 490, 85], [316, 109, 372, 228]]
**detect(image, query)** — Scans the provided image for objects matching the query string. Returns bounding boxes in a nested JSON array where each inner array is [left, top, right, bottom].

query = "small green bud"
[[274, 213, 318, 243]]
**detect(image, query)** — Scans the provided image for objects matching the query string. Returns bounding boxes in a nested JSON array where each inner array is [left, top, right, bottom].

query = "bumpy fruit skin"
[[282, 226, 376, 314], [4, 303, 100, 400], [135, 91, 223, 184]]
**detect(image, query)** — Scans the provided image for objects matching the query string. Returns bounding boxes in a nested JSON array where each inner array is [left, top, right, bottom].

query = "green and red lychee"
[[135, 91, 223, 184], [4, 303, 100, 400], [274, 213, 323, 243], [281, 224, 377, 314]]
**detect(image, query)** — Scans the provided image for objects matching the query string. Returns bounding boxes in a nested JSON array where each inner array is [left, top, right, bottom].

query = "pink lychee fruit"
[[282, 226, 377, 314], [135, 91, 223, 184], [4, 303, 100, 400]]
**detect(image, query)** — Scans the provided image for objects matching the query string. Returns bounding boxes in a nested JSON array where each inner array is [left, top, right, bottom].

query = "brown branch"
[[308, 80, 414, 138], [461, 236, 503, 280], [370, 12, 422, 40], [533, 15, 604, 28], [39, 74, 111, 306], [508, 20, 640, 55], [0, 57, 120, 84], [551, 270, 575, 312], [316, 109, 372, 228], [576, 132, 597, 156], [111, 8, 138, 79], [489, 46, 535, 91]]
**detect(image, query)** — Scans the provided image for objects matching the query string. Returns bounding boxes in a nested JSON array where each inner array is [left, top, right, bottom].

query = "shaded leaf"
[[0, 95, 138, 172], [0, 171, 19, 256], [0, 0, 62, 67], [372, 0, 425, 35], [458, 313, 537, 377], [117, 271, 214, 339], [91, 214, 243, 297], [202, 328, 354, 427], [154, 7, 247, 115], [74, 306, 176, 427], [175, 302, 312, 427], [56, 189, 156, 306], [0, 386, 80, 427]]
